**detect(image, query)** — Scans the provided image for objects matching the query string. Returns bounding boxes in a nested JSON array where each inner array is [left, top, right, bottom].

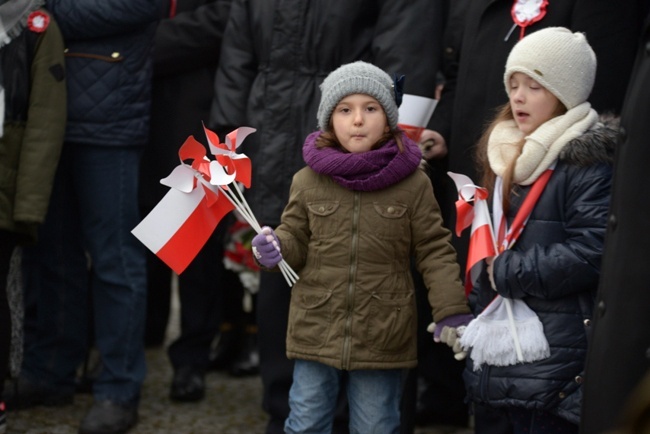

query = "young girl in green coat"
[[252, 61, 472, 433]]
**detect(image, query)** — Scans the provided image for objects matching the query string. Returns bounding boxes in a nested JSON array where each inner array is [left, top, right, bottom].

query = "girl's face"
[[508, 72, 562, 135], [331, 94, 390, 153]]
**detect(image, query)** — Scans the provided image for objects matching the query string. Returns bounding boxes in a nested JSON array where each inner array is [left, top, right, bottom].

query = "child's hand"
[[486, 256, 497, 291], [428, 313, 474, 360], [252, 226, 282, 268]]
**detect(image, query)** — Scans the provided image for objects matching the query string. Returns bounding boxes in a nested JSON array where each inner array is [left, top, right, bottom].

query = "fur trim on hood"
[[560, 114, 619, 167]]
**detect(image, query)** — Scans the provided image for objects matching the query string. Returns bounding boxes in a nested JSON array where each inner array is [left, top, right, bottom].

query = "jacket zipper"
[[480, 364, 490, 401], [342, 191, 360, 369]]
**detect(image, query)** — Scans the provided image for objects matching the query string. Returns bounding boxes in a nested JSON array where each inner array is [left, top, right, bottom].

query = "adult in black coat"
[[581, 13, 650, 434], [137, 0, 236, 403]]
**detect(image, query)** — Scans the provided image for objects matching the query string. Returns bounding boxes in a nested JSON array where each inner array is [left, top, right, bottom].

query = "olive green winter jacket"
[[0, 9, 66, 243], [275, 167, 470, 370]]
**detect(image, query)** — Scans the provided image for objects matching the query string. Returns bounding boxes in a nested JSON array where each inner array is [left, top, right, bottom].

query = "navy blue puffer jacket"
[[463, 120, 618, 425], [46, 0, 162, 146]]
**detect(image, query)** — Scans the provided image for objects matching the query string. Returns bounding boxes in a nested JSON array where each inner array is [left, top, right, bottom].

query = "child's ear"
[[384, 125, 390, 133]]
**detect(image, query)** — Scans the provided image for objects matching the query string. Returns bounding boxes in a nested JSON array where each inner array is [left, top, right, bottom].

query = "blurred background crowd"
[[1, 1, 649, 433]]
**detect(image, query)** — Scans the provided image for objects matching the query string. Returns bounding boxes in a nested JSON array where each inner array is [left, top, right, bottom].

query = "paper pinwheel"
[[132, 125, 298, 287]]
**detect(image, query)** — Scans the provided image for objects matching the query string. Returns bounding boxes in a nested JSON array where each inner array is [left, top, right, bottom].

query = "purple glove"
[[252, 226, 282, 268], [428, 313, 474, 360], [431, 313, 474, 342]]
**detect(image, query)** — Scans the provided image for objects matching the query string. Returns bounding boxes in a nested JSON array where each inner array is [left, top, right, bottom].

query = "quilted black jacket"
[[46, 0, 162, 146], [463, 120, 619, 425]]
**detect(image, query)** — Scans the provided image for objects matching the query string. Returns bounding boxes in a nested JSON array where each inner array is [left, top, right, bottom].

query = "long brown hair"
[[475, 101, 566, 214]]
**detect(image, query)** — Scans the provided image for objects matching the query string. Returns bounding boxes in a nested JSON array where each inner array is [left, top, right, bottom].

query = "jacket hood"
[[560, 114, 618, 166]]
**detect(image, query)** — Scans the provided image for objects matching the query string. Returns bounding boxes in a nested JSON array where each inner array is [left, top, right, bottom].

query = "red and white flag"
[[448, 172, 497, 296], [131, 125, 301, 286], [132, 180, 234, 274], [132, 135, 237, 274], [451, 170, 554, 367]]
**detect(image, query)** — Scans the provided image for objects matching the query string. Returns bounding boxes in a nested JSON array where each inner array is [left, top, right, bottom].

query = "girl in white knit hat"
[[462, 27, 619, 432]]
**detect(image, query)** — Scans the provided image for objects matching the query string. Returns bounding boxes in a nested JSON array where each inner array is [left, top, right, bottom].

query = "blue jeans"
[[22, 144, 147, 404], [285, 359, 405, 434]]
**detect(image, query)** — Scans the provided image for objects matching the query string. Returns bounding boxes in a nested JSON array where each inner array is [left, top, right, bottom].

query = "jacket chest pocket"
[[371, 202, 409, 240], [307, 201, 340, 239]]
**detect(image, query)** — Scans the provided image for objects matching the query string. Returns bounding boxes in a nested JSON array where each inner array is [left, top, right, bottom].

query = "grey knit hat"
[[317, 61, 399, 131], [504, 27, 597, 110]]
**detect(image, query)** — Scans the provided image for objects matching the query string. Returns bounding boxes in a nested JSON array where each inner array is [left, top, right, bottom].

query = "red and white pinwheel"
[[203, 124, 255, 188], [132, 125, 298, 286], [132, 135, 237, 274]]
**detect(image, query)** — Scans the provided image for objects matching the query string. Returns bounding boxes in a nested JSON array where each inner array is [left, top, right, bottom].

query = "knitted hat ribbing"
[[317, 61, 398, 130], [504, 27, 597, 110]]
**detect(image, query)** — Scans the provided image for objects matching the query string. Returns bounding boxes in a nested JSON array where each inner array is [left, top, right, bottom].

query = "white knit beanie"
[[504, 27, 597, 110], [317, 61, 399, 131]]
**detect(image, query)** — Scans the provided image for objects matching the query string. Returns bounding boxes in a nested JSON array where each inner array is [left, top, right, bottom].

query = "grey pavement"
[[6, 349, 268, 434], [5, 352, 472, 434], [5, 286, 474, 434]]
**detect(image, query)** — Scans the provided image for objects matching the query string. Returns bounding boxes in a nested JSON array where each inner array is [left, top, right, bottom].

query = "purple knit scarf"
[[302, 131, 422, 191]]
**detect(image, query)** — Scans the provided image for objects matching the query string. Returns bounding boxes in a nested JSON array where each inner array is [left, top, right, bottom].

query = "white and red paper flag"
[[132, 132, 246, 275], [447, 172, 498, 296], [450, 170, 552, 367], [132, 180, 234, 275], [397, 94, 437, 142], [133, 125, 299, 286]]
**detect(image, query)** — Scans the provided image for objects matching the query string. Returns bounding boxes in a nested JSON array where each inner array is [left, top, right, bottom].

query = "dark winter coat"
[[581, 15, 650, 433], [0, 9, 66, 243], [209, 0, 443, 226], [45, 0, 162, 147], [275, 167, 469, 370], [140, 0, 232, 213], [463, 121, 618, 425]]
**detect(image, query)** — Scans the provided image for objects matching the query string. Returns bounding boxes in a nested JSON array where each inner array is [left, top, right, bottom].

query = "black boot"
[[228, 325, 259, 377], [4, 376, 74, 410], [169, 366, 206, 403], [208, 322, 240, 371], [75, 355, 102, 395], [79, 399, 138, 434]]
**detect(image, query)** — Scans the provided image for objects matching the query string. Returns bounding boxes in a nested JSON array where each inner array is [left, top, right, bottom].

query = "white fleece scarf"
[[487, 102, 599, 186]]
